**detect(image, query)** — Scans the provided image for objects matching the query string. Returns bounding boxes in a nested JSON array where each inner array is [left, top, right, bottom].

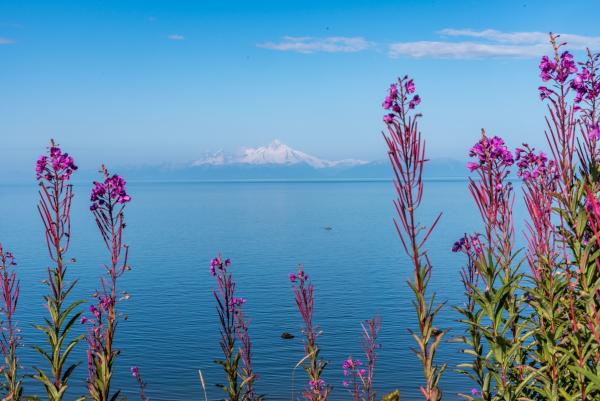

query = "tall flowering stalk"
[[515, 145, 568, 400], [0, 244, 22, 401], [84, 166, 132, 401], [452, 234, 486, 400], [289, 266, 330, 401], [342, 317, 381, 401], [464, 132, 532, 400], [538, 34, 600, 400], [210, 256, 259, 401], [33, 140, 83, 401], [382, 76, 446, 401]]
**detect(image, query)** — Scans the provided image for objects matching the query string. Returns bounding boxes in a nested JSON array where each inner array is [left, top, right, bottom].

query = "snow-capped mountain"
[[192, 140, 368, 169]]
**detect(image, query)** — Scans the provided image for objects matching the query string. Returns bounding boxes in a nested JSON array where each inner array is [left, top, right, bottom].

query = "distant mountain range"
[[114, 140, 468, 181], [192, 140, 368, 169]]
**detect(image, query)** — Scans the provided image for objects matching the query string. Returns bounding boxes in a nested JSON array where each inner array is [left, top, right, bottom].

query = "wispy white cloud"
[[389, 41, 548, 59], [0, 37, 14, 45], [437, 29, 549, 44], [257, 36, 371, 53], [167, 34, 185, 41], [258, 30, 600, 59], [390, 29, 600, 59]]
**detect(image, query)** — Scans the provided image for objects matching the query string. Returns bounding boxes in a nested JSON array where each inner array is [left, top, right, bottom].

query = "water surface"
[[0, 180, 526, 400]]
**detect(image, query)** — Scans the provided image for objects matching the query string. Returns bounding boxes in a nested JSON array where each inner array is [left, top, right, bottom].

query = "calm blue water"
[[0, 180, 526, 401]]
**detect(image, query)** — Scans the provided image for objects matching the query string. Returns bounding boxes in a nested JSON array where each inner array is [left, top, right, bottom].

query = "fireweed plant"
[[0, 244, 22, 400], [82, 166, 133, 401], [450, 33, 600, 401], [210, 256, 260, 401], [33, 140, 84, 401], [528, 33, 600, 401], [130, 367, 148, 401], [341, 317, 381, 401], [382, 76, 447, 401], [460, 132, 531, 401], [289, 266, 331, 401]]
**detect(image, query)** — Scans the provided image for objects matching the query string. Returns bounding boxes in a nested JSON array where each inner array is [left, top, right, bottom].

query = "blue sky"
[[2, 0, 600, 174]]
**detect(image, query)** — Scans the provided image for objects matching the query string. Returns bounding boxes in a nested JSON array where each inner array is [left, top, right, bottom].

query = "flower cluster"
[[210, 256, 231, 276], [515, 144, 558, 183], [309, 379, 327, 392], [571, 51, 600, 104], [451, 234, 483, 257], [589, 124, 600, 141], [81, 293, 117, 336], [467, 135, 514, 173], [342, 357, 366, 388], [35, 143, 78, 181], [342, 357, 365, 377], [539, 51, 577, 84], [289, 269, 308, 283], [0, 248, 16, 266], [537, 35, 579, 102], [231, 296, 246, 308], [382, 76, 421, 124], [90, 172, 131, 211]]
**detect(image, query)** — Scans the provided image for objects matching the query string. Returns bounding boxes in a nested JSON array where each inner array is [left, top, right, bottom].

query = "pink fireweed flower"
[[90, 169, 131, 211], [589, 124, 600, 141], [515, 144, 558, 183], [468, 135, 514, 171], [571, 51, 600, 104], [35, 142, 78, 181], [382, 96, 394, 110], [309, 379, 326, 391], [538, 86, 554, 100], [381, 76, 421, 127], [289, 273, 297, 282], [467, 131, 515, 247], [539, 50, 577, 84], [452, 237, 467, 253], [408, 94, 421, 109]]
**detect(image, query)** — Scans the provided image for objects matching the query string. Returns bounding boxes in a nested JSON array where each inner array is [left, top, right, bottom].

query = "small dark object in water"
[[324, 226, 333, 231], [281, 332, 295, 339]]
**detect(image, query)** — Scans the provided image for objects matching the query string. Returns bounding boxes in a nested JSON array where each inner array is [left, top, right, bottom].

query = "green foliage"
[[379, 390, 400, 401], [31, 271, 84, 401]]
